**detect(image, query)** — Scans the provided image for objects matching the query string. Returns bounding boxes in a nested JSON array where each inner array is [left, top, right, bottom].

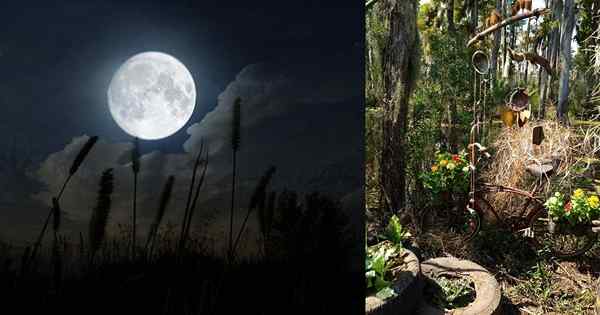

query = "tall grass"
[[228, 97, 241, 262], [258, 191, 276, 257], [27, 135, 98, 273], [231, 166, 276, 262], [131, 137, 140, 259], [88, 168, 114, 264], [146, 175, 175, 259], [178, 139, 205, 257], [182, 145, 209, 251], [51, 197, 62, 291]]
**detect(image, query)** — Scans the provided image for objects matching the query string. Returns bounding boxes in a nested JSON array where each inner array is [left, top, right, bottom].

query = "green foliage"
[[383, 215, 411, 247], [545, 189, 600, 225], [426, 32, 473, 108], [366, 108, 383, 209], [366, 216, 411, 300], [365, 241, 400, 300], [404, 28, 474, 208], [365, 6, 389, 108], [433, 276, 475, 309], [420, 151, 470, 196], [426, 275, 475, 310], [575, 0, 599, 50]]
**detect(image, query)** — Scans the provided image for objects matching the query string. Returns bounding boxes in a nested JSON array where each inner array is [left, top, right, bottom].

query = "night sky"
[[0, 1, 363, 256]]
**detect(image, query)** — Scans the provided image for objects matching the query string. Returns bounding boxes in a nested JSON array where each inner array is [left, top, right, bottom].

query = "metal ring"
[[472, 50, 490, 75]]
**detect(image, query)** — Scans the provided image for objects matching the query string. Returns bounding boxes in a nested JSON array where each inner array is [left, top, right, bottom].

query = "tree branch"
[[467, 8, 549, 47], [365, 0, 381, 11]]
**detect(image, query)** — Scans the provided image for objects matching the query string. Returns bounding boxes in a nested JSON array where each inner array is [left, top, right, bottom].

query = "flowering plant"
[[544, 189, 600, 225], [420, 151, 470, 196]]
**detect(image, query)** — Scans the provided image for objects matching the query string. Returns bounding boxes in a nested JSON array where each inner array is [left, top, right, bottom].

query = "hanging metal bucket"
[[507, 88, 529, 112], [471, 51, 490, 75]]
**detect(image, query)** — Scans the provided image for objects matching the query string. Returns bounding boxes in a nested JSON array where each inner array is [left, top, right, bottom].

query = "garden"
[[366, 0, 600, 313]]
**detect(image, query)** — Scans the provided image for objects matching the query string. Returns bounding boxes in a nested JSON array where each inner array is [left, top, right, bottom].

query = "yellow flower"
[[574, 188, 585, 198], [439, 160, 448, 167], [431, 165, 438, 172], [446, 162, 456, 170], [587, 195, 600, 209]]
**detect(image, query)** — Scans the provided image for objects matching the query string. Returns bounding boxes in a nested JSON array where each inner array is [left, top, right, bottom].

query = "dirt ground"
[[367, 208, 600, 315]]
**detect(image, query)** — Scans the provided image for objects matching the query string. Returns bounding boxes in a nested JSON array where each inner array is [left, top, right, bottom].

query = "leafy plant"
[[383, 215, 410, 247], [545, 189, 600, 225], [420, 150, 470, 196], [426, 274, 475, 310], [365, 241, 401, 300]]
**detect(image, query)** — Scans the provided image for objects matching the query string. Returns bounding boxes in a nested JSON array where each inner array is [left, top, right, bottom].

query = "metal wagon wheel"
[[420, 199, 482, 243]]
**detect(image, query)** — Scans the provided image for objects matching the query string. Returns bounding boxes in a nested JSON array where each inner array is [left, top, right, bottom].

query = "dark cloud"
[[26, 59, 362, 258]]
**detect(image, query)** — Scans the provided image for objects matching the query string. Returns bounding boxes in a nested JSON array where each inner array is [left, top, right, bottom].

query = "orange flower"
[[565, 202, 572, 212], [431, 165, 438, 172], [452, 155, 460, 162]]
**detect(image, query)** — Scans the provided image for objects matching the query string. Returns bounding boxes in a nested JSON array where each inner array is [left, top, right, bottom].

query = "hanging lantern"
[[471, 51, 490, 75]]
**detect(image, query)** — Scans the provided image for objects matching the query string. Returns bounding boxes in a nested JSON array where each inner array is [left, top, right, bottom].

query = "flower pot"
[[366, 248, 423, 315]]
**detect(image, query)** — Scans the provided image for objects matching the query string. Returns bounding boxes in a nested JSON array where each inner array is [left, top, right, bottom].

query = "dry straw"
[[481, 120, 600, 213]]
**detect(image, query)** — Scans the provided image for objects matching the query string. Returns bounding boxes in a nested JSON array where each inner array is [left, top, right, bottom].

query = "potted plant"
[[365, 215, 422, 315], [420, 151, 471, 208], [418, 257, 501, 314], [544, 188, 600, 235]]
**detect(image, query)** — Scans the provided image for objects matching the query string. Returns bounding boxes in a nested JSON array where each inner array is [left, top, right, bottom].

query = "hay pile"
[[481, 120, 600, 214]]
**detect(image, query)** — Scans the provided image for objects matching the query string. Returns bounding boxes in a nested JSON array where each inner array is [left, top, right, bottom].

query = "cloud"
[[29, 60, 362, 258]]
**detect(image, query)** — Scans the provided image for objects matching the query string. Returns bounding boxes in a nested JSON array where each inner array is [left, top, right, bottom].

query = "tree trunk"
[[379, 0, 419, 211], [502, 0, 509, 78], [447, 0, 455, 32], [490, 0, 502, 86], [470, 0, 478, 34], [557, 0, 576, 122], [523, 18, 531, 84], [546, 0, 562, 108], [539, 38, 549, 119]]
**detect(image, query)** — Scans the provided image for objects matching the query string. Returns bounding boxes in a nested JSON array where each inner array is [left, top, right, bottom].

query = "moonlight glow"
[[108, 52, 196, 140]]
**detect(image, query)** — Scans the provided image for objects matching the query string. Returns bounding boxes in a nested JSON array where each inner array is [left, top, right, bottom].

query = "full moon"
[[107, 52, 196, 140]]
